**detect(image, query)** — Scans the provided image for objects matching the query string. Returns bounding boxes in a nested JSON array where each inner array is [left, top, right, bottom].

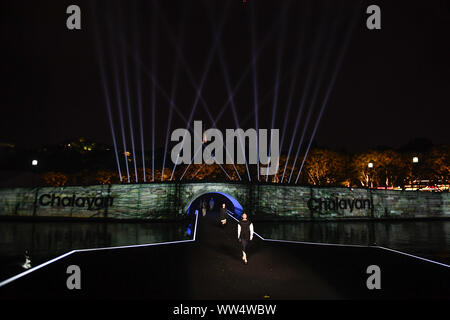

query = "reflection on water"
[[0, 220, 192, 281], [256, 220, 450, 265], [1, 219, 449, 282]]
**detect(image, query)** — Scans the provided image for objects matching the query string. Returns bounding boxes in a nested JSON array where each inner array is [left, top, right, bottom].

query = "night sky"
[[1, 0, 449, 153]]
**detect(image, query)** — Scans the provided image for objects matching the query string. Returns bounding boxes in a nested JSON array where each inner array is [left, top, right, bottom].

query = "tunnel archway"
[[186, 192, 244, 218]]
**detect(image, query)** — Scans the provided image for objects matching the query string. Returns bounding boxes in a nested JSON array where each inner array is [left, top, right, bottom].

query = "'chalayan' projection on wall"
[[0, 183, 448, 220]]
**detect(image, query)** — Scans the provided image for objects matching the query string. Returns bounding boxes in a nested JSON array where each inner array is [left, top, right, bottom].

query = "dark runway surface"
[[0, 210, 449, 299]]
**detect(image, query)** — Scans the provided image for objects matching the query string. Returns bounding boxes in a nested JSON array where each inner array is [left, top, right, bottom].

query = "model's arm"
[[237, 224, 241, 239], [249, 223, 254, 240]]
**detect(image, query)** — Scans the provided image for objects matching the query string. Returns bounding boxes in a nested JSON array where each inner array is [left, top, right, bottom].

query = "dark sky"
[[1, 0, 449, 153]]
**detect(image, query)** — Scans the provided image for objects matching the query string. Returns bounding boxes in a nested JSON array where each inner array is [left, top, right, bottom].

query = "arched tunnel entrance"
[[186, 192, 244, 218]]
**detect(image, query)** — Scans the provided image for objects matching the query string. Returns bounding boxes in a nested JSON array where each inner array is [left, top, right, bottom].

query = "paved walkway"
[[1, 210, 449, 299]]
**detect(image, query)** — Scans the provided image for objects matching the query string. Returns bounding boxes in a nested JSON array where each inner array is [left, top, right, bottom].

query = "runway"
[[0, 209, 449, 299]]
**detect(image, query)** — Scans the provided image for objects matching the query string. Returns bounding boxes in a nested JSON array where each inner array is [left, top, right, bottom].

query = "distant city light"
[[368, 162, 373, 168], [31, 160, 38, 166], [413, 156, 419, 163]]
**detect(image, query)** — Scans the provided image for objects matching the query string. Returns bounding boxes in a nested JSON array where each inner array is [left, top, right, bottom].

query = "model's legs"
[[241, 239, 248, 264]]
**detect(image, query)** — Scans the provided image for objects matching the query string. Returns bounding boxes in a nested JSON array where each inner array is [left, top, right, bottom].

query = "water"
[[0, 219, 449, 283], [256, 220, 450, 265], [0, 220, 193, 282]]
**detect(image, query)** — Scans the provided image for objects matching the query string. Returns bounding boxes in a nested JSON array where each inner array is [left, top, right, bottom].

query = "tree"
[[95, 170, 121, 185], [352, 150, 407, 188], [303, 149, 348, 186], [273, 155, 296, 183], [41, 172, 68, 187], [425, 145, 450, 187]]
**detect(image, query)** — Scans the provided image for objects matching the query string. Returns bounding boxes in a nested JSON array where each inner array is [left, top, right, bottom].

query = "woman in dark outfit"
[[237, 213, 254, 264], [219, 203, 227, 225], [201, 200, 207, 217]]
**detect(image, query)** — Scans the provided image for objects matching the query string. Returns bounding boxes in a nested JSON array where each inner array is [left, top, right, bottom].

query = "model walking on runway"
[[237, 213, 254, 264], [219, 203, 227, 225], [201, 200, 207, 217]]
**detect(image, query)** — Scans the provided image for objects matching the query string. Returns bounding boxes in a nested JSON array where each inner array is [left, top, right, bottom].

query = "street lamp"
[[412, 156, 419, 189], [31, 159, 39, 189], [367, 161, 374, 188]]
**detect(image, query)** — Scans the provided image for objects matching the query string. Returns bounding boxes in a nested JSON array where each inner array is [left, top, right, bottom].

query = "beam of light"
[[115, 20, 188, 125], [276, 60, 301, 181], [137, 68, 145, 182], [116, 1, 278, 183], [209, 6, 291, 180], [250, 2, 260, 180], [179, 132, 242, 182], [228, 1, 294, 180], [288, 7, 344, 184], [179, 2, 245, 181], [151, 8, 158, 182], [120, 48, 188, 123], [280, 13, 329, 184], [237, 54, 306, 128], [132, 1, 146, 182], [99, 61, 123, 182], [229, 1, 311, 181], [295, 4, 361, 184], [201, 2, 247, 181], [161, 7, 187, 181], [201, 0, 291, 182], [118, 24, 139, 183], [153, 0, 228, 131], [214, 158, 233, 181], [273, 4, 310, 182], [91, 4, 122, 182], [267, 1, 290, 182], [179, 155, 197, 181], [169, 4, 230, 181], [216, 41, 251, 181], [106, 13, 131, 183], [212, 6, 285, 127], [192, 163, 206, 180]]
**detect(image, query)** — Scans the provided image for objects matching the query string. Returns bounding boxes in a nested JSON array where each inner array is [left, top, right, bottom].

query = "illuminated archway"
[[185, 191, 244, 218]]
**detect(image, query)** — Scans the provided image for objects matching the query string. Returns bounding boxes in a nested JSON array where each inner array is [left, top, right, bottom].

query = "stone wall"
[[254, 185, 450, 220], [0, 183, 448, 220], [0, 184, 180, 220]]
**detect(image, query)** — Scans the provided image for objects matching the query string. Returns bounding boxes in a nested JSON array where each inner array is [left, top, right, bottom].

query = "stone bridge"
[[0, 182, 448, 220]]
